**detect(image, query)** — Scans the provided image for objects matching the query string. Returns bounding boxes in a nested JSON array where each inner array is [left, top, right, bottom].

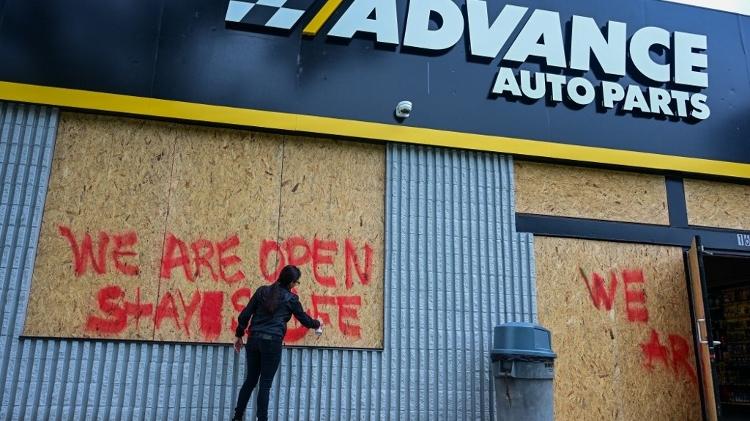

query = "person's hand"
[[233, 337, 244, 353], [315, 319, 324, 337]]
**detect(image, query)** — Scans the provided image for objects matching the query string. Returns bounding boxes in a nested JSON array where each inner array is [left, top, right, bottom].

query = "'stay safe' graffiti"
[[84, 285, 249, 341], [579, 267, 698, 384], [58, 225, 375, 343]]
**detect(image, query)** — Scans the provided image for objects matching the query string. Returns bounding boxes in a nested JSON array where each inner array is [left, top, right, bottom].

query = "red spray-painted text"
[[59, 226, 375, 343], [580, 267, 697, 385]]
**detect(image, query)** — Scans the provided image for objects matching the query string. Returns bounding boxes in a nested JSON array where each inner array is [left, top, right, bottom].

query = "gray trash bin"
[[491, 323, 557, 421]]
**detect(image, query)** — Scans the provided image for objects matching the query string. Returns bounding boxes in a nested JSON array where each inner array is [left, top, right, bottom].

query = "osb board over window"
[[684, 178, 750, 230], [514, 161, 668, 225], [535, 237, 700, 421], [24, 112, 385, 349]]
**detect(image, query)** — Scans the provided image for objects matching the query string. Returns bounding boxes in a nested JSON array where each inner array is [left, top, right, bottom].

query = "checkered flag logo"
[[226, 0, 317, 31]]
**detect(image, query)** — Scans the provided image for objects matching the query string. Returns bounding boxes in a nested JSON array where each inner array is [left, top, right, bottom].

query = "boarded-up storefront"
[[536, 238, 700, 420], [517, 161, 704, 420], [2, 0, 750, 418], [24, 113, 385, 348]]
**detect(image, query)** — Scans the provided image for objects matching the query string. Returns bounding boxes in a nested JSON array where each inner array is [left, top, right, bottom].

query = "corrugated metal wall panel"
[[382, 145, 536, 420], [0, 104, 535, 420], [0, 102, 57, 421]]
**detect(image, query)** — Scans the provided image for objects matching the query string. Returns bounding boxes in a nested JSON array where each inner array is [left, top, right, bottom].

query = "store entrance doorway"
[[704, 252, 750, 420], [688, 237, 750, 421]]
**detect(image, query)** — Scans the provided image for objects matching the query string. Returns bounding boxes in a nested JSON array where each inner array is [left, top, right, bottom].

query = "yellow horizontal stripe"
[[2, 81, 749, 179], [302, 0, 344, 36]]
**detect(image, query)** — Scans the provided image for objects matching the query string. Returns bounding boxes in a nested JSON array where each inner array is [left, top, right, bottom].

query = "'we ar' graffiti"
[[579, 267, 698, 385], [57, 225, 376, 344]]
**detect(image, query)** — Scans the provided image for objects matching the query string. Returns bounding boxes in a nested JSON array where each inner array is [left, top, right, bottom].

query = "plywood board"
[[24, 113, 173, 339], [684, 178, 750, 230], [535, 237, 700, 421], [24, 113, 386, 348], [277, 137, 385, 348], [153, 127, 283, 342], [515, 161, 668, 225]]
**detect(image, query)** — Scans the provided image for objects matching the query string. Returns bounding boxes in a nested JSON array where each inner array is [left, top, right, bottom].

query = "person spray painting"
[[232, 265, 323, 421]]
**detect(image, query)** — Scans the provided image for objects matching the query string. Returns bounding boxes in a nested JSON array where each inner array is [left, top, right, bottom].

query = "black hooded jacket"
[[235, 284, 320, 340]]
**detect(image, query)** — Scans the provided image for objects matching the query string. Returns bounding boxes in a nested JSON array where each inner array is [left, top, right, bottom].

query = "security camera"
[[395, 101, 412, 119]]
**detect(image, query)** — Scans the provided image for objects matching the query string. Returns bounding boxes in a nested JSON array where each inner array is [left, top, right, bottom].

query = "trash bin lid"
[[491, 322, 556, 360]]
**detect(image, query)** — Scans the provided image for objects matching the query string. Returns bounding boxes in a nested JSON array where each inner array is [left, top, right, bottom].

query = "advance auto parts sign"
[[228, 0, 710, 121], [0, 0, 749, 177]]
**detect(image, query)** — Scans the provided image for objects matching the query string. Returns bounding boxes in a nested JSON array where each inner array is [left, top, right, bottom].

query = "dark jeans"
[[233, 336, 283, 421]]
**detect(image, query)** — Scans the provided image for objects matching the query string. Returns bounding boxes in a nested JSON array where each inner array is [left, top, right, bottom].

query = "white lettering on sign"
[[491, 71, 711, 120], [328, 1, 709, 85], [229, 0, 711, 120], [503, 9, 567, 68], [334, 0, 710, 120], [465, 2, 527, 59], [327, 0, 399, 44], [737, 234, 750, 247], [403, 0, 464, 51]]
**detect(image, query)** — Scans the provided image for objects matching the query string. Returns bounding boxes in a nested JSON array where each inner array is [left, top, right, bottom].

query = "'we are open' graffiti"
[[580, 267, 698, 384], [39, 225, 379, 347]]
